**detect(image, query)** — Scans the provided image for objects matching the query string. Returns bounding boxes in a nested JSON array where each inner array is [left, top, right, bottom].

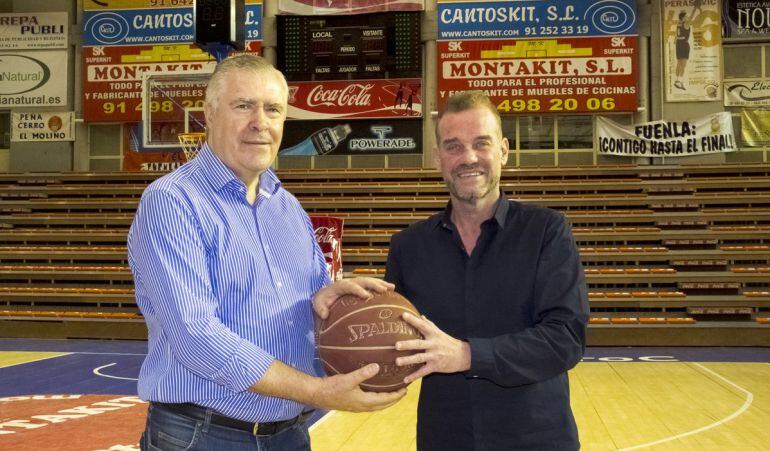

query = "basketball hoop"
[[177, 132, 206, 161]]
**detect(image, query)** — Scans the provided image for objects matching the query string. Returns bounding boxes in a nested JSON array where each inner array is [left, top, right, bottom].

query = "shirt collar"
[[196, 142, 282, 196], [434, 190, 509, 230]]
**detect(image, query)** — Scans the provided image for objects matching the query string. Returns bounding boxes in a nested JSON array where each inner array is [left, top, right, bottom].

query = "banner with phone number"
[[438, 0, 637, 40], [83, 0, 262, 48], [437, 36, 638, 113], [83, 0, 261, 122], [82, 44, 215, 122]]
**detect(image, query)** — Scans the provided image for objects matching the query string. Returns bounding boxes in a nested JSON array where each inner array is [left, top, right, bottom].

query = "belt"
[[151, 402, 313, 436]]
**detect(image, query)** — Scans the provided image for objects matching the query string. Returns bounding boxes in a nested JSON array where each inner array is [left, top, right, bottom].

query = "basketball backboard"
[[141, 70, 212, 149]]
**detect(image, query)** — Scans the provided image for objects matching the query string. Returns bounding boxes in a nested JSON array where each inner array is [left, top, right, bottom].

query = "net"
[[177, 132, 206, 161]]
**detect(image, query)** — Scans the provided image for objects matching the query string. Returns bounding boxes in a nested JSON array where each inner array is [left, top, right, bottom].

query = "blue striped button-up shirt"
[[127, 144, 329, 422]]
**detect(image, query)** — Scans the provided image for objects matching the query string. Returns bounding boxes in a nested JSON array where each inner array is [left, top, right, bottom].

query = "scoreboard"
[[278, 13, 421, 81]]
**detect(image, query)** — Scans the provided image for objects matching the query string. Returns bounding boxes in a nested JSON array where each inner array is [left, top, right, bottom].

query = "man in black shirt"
[[386, 91, 589, 450]]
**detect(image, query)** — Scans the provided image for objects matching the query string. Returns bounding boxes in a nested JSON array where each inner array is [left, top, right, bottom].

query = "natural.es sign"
[[0, 51, 66, 106]]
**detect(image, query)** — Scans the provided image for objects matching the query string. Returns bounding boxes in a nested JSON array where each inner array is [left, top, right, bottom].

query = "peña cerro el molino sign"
[[0, 54, 50, 95]]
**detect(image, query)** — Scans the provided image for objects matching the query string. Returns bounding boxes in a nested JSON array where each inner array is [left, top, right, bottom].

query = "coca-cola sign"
[[307, 84, 373, 107], [288, 78, 422, 120], [314, 226, 339, 244], [309, 216, 344, 282]]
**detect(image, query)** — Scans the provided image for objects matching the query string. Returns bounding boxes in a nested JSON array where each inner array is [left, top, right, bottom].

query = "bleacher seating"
[[1, 163, 769, 345]]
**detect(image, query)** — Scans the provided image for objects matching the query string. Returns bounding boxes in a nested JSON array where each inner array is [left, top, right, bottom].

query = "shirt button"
[[276, 282, 283, 288]]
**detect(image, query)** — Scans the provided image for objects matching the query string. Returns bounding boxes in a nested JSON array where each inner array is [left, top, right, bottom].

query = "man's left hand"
[[313, 277, 394, 319], [394, 312, 471, 384]]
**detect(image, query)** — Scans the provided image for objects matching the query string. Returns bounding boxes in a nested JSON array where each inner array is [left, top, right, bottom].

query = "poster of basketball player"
[[662, 0, 722, 102]]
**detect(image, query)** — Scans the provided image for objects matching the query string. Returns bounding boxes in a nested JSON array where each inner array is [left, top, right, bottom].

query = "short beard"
[[445, 176, 499, 205]]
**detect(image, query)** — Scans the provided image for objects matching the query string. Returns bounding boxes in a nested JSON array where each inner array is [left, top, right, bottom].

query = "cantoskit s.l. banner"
[[596, 112, 736, 157]]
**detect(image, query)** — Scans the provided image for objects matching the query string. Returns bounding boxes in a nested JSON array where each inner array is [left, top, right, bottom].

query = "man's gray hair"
[[436, 90, 502, 141], [205, 54, 289, 111]]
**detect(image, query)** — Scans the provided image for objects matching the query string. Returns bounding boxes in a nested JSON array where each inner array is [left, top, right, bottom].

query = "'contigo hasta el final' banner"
[[596, 112, 736, 157]]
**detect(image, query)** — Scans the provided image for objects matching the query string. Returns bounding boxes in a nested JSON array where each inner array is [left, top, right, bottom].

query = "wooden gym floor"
[[1, 341, 769, 450]]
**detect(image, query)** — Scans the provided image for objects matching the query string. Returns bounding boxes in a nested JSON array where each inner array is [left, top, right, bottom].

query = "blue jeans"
[[140, 403, 312, 450]]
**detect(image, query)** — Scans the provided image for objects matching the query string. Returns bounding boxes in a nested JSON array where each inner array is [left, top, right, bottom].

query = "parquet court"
[[1, 341, 769, 450], [312, 362, 770, 450]]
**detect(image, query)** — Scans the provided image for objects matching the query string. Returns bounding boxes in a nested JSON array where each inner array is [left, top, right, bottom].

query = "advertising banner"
[[0, 51, 67, 107], [724, 79, 770, 106], [0, 12, 68, 50], [437, 0, 638, 114], [279, 119, 421, 155], [84, 7, 194, 46], [82, 1, 262, 123], [278, 0, 424, 15], [741, 109, 770, 146], [82, 44, 215, 122], [662, 0, 722, 102], [437, 37, 638, 113], [12, 111, 74, 141], [309, 216, 344, 282], [83, 1, 261, 49], [245, 1, 263, 52], [723, 0, 770, 40], [596, 112, 736, 157], [438, 0, 637, 40], [287, 78, 422, 119]]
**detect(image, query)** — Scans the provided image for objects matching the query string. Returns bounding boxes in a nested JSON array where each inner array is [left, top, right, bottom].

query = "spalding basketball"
[[317, 291, 423, 392]]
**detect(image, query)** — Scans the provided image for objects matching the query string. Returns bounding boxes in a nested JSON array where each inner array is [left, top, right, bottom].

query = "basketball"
[[317, 291, 423, 392]]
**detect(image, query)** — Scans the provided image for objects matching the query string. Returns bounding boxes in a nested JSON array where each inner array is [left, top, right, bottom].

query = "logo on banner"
[[585, 0, 636, 34], [0, 54, 50, 94], [726, 81, 770, 104], [349, 126, 416, 151], [308, 83, 373, 107], [84, 12, 129, 45]]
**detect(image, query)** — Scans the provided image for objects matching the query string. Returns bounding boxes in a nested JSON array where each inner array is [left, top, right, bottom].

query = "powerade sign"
[[438, 0, 637, 40], [279, 119, 421, 155], [84, 8, 194, 46]]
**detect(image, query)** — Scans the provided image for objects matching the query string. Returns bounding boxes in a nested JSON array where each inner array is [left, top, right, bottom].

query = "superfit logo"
[[307, 84, 373, 108]]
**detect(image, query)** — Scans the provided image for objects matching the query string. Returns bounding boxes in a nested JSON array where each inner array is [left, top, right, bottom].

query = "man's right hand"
[[310, 363, 406, 412], [251, 360, 405, 413]]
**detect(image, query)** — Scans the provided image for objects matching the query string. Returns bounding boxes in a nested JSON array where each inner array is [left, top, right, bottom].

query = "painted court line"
[[619, 362, 754, 450], [93, 362, 139, 381]]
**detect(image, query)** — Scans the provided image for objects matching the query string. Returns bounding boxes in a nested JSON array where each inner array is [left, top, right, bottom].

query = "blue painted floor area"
[[2, 339, 769, 399], [0, 352, 142, 397]]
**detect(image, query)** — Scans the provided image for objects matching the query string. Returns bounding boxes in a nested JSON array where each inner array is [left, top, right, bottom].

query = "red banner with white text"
[[287, 79, 422, 119], [83, 44, 216, 122], [437, 36, 638, 114]]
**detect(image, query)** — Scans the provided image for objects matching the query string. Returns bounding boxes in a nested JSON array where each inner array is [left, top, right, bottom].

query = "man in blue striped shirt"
[[128, 54, 405, 450]]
